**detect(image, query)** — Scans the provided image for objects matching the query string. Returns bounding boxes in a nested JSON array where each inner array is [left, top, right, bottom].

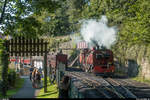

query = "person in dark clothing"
[[31, 68, 38, 88], [50, 70, 56, 85], [35, 71, 41, 88], [59, 75, 70, 98], [39, 67, 43, 76], [29, 67, 34, 81]]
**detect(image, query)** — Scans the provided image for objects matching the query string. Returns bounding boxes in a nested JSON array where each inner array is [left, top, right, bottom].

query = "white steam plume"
[[80, 15, 117, 49]]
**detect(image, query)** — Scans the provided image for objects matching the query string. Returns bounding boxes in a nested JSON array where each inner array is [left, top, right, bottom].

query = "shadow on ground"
[[37, 91, 58, 97], [11, 76, 41, 98]]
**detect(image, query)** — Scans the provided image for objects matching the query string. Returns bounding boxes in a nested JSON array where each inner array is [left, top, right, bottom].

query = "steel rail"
[[68, 72, 124, 98], [105, 78, 137, 98], [75, 72, 125, 98], [68, 72, 111, 98]]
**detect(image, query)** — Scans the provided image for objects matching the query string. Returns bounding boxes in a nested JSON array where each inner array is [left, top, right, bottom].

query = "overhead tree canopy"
[[0, 0, 66, 38], [0, 0, 150, 45]]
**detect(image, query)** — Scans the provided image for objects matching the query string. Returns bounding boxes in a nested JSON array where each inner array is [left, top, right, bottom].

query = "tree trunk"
[[0, 0, 7, 24]]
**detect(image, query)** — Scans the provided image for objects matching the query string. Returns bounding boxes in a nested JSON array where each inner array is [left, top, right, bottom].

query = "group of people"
[[29, 66, 70, 98], [30, 67, 42, 88]]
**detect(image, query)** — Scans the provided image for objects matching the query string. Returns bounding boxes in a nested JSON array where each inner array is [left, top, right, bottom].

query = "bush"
[[8, 69, 16, 88], [0, 80, 2, 93]]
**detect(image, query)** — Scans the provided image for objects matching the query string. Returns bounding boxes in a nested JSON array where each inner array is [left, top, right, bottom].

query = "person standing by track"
[[35, 70, 41, 88], [50, 70, 56, 85], [31, 68, 38, 88], [38, 67, 43, 78], [29, 66, 34, 81]]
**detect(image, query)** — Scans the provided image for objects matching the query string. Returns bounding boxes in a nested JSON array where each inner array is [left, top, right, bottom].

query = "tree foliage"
[[1, 0, 150, 44], [80, 0, 150, 46], [0, 0, 65, 38]]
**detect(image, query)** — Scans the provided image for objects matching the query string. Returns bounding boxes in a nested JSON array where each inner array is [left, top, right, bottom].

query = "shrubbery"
[[8, 69, 17, 88], [0, 80, 2, 92]]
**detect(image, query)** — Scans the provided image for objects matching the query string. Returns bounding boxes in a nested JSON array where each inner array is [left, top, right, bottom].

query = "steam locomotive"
[[48, 41, 115, 76], [79, 46, 115, 75]]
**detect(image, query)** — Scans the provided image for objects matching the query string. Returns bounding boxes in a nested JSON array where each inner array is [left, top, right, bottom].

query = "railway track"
[[113, 79, 150, 98], [65, 67, 150, 98], [70, 73, 111, 98], [68, 72, 118, 98], [66, 71, 136, 98], [104, 78, 136, 98]]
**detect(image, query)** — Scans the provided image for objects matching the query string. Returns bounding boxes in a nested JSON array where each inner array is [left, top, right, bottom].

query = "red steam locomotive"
[[79, 46, 115, 75]]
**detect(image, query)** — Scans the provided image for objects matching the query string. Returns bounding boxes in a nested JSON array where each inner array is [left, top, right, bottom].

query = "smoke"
[[80, 15, 117, 49]]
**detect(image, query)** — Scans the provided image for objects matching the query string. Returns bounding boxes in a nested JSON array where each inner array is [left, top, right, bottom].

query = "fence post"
[[44, 53, 47, 93], [56, 61, 59, 87], [56, 62, 66, 98], [58, 63, 65, 85], [1, 41, 9, 96]]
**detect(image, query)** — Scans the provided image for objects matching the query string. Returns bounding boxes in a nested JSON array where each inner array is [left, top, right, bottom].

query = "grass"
[[0, 77, 24, 98], [36, 78, 59, 98], [132, 76, 150, 85]]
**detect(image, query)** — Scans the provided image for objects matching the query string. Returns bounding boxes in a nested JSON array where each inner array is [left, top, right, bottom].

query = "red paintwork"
[[57, 53, 67, 65], [10, 59, 17, 62], [79, 48, 115, 74], [79, 49, 89, 64], [93, 65, 115, 73], [10, 59, 30, 64]]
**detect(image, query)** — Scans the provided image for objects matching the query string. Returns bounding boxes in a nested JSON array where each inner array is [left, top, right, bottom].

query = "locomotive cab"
[[92, 50, 115, 74]]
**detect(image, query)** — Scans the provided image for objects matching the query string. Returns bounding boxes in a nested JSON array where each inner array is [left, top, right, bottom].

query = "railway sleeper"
[[66, 71, 136, 98]]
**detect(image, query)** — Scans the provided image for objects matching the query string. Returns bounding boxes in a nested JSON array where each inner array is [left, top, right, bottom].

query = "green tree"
[[0, 0, 65, 37]]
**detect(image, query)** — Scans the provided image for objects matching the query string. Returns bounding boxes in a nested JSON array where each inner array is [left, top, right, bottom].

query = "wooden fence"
[[56, 63, 88, 98]]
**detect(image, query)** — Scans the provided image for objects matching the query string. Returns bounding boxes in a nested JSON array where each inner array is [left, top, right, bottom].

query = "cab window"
[[96, 54, 103, 60]]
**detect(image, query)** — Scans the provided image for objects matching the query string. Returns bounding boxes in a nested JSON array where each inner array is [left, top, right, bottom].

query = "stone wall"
[[139, 58, 150, 80], [115, 45, 150, 80]]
